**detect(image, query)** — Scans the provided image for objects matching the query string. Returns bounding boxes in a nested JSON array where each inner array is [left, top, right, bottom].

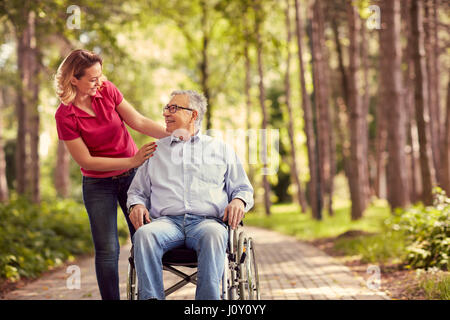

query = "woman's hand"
[[132, 142, 157, 168]]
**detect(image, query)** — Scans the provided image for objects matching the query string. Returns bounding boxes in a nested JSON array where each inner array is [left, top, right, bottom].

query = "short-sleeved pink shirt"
[[55, 80, 138, 178]]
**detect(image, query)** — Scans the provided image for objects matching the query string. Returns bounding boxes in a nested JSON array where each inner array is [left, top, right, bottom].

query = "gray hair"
[[170, 90, 207, 130]]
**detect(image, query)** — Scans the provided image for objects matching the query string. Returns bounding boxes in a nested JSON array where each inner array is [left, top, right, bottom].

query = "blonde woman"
[[54, 49, 167, 300]]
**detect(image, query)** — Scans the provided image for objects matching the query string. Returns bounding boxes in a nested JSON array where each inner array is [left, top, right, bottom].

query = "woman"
[[54, 49, 167, 300]]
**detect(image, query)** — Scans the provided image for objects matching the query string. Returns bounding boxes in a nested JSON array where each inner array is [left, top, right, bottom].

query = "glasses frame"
[[163, 104, 194, 114]]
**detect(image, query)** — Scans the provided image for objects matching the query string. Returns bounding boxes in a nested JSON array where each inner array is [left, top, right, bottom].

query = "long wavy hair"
[[54, 49, 106, 105]]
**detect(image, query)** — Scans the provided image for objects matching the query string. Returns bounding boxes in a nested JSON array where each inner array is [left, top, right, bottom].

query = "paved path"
[[3, 226, 388, 300]]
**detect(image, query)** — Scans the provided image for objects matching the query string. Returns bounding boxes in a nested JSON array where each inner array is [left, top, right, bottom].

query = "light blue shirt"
[[127, 132, 254, 219]]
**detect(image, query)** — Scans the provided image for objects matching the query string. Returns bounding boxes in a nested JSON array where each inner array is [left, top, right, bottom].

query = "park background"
[[0, 0, 448, 299]]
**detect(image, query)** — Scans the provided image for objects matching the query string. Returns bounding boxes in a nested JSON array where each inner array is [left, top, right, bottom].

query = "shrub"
[[386, 188, 450, 271], [0, 195, 129, 282]]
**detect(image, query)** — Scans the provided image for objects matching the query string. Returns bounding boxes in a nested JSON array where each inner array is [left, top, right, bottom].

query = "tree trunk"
[[16, 8, 40, 203], [200, 0, 212, 130], [243, 10, 255, 187], [285, 0, 308, 213], [442, 80, 450, 195], [402, 0, 420, 203], [331, 16, 353, 199], [0, 89, 9, 202], [294, 0, 321, 219], [410, 0, 436, 205], [347, 1, 368, 220], [254, 0, 271, 215], [311, 0, 333, 217], [360, 18, 372, 200], [424, 0, 441, 184], [379, 0, 410, 209], [54, 140, 71, 198]]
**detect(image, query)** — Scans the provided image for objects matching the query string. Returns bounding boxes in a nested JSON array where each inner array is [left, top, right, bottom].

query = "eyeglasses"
[[163, 104, 194, 114]]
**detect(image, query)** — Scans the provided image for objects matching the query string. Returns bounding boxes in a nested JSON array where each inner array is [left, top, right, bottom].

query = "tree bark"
[[331, 15, 353, 199], [254, 0, 271, 215], [294, 0, 321, 219], [410, 0, 436, 205], [442, 80, 450, 195], [379, 0, 410, 209], [16, 8, 40, 203], [347, 1, 369, 219], [402, 0, 421, 203], [200, 0, 212, 130], [0, 89, 9, 202], [424, 0, 441, 185], [285, 0, 308, 213], [243, 8, 255, 187], [54, 140, 71, 198], [311, 0, 333, 217]]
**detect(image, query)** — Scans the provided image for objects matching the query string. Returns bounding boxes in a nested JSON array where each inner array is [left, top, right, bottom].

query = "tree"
[[284, 0, 307, 212], [442, 80, 450, 195], [346, 0, 369, 219], [54, 140, 71, 198], [253, 0, 271, 215], [0, 89, 8, 202], [424, 0, 441, 185], [311, 0, 334, 217], [379, 0, 410, 209], [410, 0, 436, 205], [294, 0, 321, 219]]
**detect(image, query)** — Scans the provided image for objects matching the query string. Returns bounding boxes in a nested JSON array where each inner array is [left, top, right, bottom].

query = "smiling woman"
[[53, 49, 168, 300]]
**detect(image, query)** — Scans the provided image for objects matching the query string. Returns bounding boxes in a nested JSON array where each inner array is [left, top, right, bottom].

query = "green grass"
[[243, 198, 391, 241], [243, 198, 408, 265], [333, 231, 407, 264], [417, 270, 450, 300]]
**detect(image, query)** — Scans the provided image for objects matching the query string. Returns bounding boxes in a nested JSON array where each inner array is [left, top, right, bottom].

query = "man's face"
[[164, 94, 197, 134]]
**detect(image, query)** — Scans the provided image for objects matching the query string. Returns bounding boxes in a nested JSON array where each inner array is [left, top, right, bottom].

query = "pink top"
[[55, 80, 138, 178]]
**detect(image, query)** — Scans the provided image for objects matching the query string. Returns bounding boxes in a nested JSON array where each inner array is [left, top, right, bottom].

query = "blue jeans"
[[82, 169, 136, 300], [132, 214, 228, 300]]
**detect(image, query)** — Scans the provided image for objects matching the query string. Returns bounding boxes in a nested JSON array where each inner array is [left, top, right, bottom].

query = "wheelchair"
[[127, 222, 260, 300]]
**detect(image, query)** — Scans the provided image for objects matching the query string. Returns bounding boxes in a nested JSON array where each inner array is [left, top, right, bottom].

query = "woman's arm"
[[116, 99, 168, 139], [64, 137, 156, 171]]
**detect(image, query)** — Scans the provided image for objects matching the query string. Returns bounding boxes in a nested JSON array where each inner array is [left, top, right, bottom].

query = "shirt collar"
[[170, 129, 202, 146], [94, 86, 104, 99], [66, 89, 103, 118]]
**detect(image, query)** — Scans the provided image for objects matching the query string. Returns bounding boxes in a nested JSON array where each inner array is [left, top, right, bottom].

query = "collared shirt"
[[55, 80, 137, 178], [126, 132, 254, 219]]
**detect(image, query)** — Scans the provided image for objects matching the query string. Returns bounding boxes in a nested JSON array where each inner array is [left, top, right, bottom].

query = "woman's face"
[[71, 62, 103, 97]]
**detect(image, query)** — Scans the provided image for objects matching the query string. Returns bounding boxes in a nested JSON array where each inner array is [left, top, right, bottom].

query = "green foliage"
[[385, 188, 450, 271], [0, 195, 128, 282], [416, 268, 450, 300], [0, 195, 91, 281]]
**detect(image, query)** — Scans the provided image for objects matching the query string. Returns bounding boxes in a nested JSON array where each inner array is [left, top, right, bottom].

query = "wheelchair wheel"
[[237, 233, 260, 300], [127, 257, 139, 300]]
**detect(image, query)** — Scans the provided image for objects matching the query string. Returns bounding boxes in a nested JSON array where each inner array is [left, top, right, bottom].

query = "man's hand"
[[129, 204, 151, 230], [223, 198, 245, 230]]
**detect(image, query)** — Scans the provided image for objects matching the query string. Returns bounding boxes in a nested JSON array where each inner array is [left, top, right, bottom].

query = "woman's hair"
[[54, 49, 106, 105]]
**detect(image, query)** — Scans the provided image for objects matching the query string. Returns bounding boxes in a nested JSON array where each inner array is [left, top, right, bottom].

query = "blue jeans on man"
[[132, 213, 228, 300]]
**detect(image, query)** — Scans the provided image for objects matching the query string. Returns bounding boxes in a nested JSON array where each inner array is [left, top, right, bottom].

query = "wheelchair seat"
[[162, 246, 197, 267]]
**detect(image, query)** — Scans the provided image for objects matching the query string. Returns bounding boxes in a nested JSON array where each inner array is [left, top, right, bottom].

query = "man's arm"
[[127, 159, 152, 229], [223, 144, 254, 229]]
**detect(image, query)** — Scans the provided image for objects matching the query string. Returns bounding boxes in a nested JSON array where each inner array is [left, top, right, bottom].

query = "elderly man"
[[126, 90, 254, 300]]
